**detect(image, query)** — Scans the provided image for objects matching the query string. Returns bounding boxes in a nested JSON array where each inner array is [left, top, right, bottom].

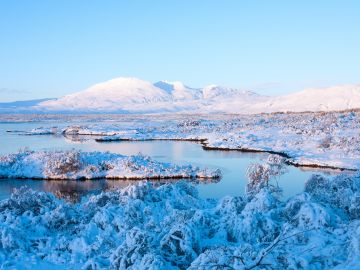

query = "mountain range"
[[1, 77, 360, 114]]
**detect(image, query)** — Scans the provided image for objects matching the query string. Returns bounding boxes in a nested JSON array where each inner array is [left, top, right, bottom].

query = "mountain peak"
[[2, 77, 358, 114], [86, 77, 154, 93]]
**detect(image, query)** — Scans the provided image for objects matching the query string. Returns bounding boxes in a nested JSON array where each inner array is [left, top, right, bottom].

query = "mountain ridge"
[[1, 77, 359, 114]]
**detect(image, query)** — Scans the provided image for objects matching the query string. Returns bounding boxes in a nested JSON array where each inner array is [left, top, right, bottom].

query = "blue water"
[[0, 121, 335, 202]]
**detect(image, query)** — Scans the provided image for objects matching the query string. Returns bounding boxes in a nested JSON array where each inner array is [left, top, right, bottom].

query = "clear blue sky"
[[0, 0, 359, 102]]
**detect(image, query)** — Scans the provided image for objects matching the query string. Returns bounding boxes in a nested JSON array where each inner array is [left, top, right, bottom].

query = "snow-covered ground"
[[12, 111, 360, 170], [0, 171, 359, 269], [1, 112, 360, 269], [0, 149, 220, 180]]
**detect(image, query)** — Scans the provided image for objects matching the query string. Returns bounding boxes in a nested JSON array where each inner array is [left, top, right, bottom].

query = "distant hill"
[[0, 98, 55, 113], [1, 77, 359, 114]]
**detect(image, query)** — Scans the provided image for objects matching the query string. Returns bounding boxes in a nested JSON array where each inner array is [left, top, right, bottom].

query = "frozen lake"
[[0, 121, 335, 201]]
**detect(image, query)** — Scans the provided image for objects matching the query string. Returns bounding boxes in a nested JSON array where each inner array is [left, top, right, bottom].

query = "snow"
[[2, 77, 358, 113], [37, 77, 266, 113], [0, 172, 359, 269], [38, 78, 360, 113], [250, 84, 360, 113], [0, 149, 221, 180], [0, 113, 360, 269], [16, 111, 360, 170], [39, 77, 173, 113], [154, 81, 203, 101]]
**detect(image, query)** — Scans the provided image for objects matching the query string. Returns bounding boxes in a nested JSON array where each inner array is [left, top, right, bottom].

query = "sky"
[[0, 0, 359, 102]]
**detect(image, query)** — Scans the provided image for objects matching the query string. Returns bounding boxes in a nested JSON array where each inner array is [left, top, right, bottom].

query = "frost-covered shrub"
[[0, 150, 220, 180], [0, 177, 359, 269], [188, 247, 240, 270], [349, 195, 360, 219], [177, 120, 201, 127], [160, 224, 200, 268], [0, 186, 57, 215], [215, 196, 245, 216], [15, 111, 360, 170], [305, 173, 360, 219], [0, 148, 31, 172], [266, 154, 286, 165], [43, 204, 82, 231], [0, 155, 16, 169], [304, 174, 329, 198], [318, 136, 333, 149], [246, 163, 272, 193], [110, 227, 154, 269], [245, 155, 287, 196], [44, 150, 82, 176]]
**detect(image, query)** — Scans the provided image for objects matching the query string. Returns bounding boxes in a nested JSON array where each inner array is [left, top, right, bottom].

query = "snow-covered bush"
[[246, 163, 272, 193], [318, 135, 333, 149], [0, 150, 221, 180], [14, 111, 360, 170], [44, 150, 82, 176], [0, 176, 359, 269], [0, 186, 57, 215], [245, 154, 287, 196], [305, 173, 360, 219], [177, 120, 201, 127]]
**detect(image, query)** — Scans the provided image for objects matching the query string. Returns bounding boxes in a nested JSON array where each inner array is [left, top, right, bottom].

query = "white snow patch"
[[0, 149, 221, 180]]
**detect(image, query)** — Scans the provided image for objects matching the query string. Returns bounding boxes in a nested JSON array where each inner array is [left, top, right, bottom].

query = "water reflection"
[[0, 122, 342, 203], [62, 134, 99, 143], [0, 178, 221, 203]]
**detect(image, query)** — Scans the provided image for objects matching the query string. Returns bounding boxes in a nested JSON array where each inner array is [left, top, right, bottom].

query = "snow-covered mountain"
[[35, 77, 267, 113], [40, 78, 173, 113], [250, 85, 360, 113], [1, 77, 360, 114], [154, 81, 203, 101], [204, 84, 360, 114]]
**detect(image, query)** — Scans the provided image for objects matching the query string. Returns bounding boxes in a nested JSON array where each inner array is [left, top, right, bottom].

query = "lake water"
[[0, 121, 335, 202]]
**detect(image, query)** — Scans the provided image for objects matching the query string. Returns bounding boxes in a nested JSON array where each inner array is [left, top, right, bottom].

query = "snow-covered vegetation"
[[0, 149, 220, 180], [245, 154, 288, 195], [0, 166, 359, 269], [1, 112, 359, 269], [11, 111, 360, 170]]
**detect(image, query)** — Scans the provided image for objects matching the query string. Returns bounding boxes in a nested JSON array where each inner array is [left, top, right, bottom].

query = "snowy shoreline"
[[0, 149, 221, 180], [1, 113, 360, 269], [97, 138, 356, 172], [201, 143, 357, 172], [7, 111, 359, 171]]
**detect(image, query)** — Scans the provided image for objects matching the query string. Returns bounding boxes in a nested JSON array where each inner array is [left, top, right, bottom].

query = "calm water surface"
[[0, 121, 335, 202]]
